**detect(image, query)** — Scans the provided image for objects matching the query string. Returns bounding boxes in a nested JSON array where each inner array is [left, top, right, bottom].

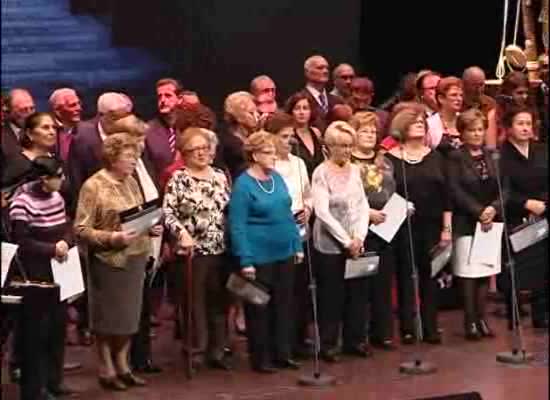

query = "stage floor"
[[2, 308, 548, 400]]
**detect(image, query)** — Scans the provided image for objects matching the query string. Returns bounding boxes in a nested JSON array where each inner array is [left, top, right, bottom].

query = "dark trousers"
[[394, 217, 441, 336], [20, 301, 67, 400], [315, 252, 369, 352], [244, 259, 294, 367], [181, 255, 228, 361], [130, 271, 153, 367], [366, 234, 395, 341], [75, 249, 90, 334]]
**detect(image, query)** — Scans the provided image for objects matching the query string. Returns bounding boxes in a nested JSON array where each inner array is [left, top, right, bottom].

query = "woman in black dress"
[[449, 109, 503, 340], [386, 103, 452, 345], [499, 105, 548, 330], [284, 92, 325, 178]]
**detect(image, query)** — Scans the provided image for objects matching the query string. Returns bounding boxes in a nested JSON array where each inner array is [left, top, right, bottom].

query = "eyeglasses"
[[339, 75, 355, 80], [184, 145, 210, 153]]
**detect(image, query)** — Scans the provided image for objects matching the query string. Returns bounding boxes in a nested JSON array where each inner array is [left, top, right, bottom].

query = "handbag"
[[225, 272, 270, 306], [344, 251, 379, 279], [430, 242, 453, 278], [510, 217, 548, 253]]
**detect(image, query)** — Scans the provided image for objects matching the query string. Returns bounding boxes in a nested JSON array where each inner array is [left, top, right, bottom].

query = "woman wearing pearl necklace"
[[228, 130, 303, 374]]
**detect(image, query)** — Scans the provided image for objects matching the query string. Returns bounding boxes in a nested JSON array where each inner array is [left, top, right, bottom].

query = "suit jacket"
[[145, 117, 175, 175], [448, 147, 504, 236], [301, 88, 343, 133], [66, 117, 103, 216], [1, 122, 22, 160], [499, 140, 548, 227]]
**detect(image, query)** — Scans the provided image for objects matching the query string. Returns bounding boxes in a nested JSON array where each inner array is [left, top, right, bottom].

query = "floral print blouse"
[[163, 167, 231, 256]]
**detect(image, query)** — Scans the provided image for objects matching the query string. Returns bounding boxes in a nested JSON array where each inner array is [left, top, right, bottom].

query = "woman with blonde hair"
[[350, 111, 397, 350], [386, 104, 452, 345], [228, 130, 303, 373], [311, 121, 371, 362], [218, 91, 259, 180]]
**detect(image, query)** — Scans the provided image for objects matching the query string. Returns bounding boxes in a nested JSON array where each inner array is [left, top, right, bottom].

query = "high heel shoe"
[[465, 323, 482, 341], [98, 376, 127, 391], [117, 372, 147, 387], [477, 319, 495, 338]]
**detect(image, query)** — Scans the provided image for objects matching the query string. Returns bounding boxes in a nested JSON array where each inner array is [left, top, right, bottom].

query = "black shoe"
[[477, 319, 495, 338], [208, 357, 233, 371], [533, 319, 549, 330], [343, 343, 373, 358], [371, 337, 396, 351], [273, 358, 301, 370], [401, 333, 415, 345], [133, 361, 163, 374], [252, 364, 278, 374], [117, 372, 147, 387], [320, 349, 340, 363], [423, 332, 442, 345], [48, 384, 79, 398], [223, 346, 233, 357], [98, 376, 127, 391], [465, 323, 482, 341]]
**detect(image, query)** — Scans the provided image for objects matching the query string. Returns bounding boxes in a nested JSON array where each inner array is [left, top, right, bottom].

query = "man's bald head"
[[7, 88, 35, 127], [304, 55, 329, 87], [462, 66, 487, 100]]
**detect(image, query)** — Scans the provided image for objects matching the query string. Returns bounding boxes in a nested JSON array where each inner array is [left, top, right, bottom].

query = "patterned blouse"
[[163, 166, 230, 256]]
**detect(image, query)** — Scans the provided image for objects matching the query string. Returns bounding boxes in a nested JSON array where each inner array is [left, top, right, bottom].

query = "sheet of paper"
[[469, 222, 504, 266], [51, 247, 85, 302], [121, 208, 162, 234], [1, 242, 18, 288], [369, 193, 408, 243]]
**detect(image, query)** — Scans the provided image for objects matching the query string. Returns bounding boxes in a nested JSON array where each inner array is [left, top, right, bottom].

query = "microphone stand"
[[491, 149, 534, 365], [291, 139, 335, 387], [397, 142, 437, 375]]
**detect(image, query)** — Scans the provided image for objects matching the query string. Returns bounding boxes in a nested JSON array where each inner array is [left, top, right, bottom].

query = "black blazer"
[[499, 140, 548, 227], [448, 147, 505, 236], [1, 122, 22, 160]]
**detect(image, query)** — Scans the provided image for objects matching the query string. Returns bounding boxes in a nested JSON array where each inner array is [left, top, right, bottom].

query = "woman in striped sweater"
[[9, 155, 76, 399]]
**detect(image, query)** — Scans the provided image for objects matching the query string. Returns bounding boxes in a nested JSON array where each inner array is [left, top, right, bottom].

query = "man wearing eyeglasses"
[[331, 63, 356, 100]]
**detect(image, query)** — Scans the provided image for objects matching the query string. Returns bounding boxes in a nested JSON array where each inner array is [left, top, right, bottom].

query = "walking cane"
[[180, 253, 194, 379]]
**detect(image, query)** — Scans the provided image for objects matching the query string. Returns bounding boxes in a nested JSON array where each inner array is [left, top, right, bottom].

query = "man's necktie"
[[319, 92, 328, 114], [168, 127, 176, 155]]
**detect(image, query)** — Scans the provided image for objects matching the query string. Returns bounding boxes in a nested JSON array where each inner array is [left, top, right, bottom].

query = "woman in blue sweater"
[[228, 130, 303, 373]]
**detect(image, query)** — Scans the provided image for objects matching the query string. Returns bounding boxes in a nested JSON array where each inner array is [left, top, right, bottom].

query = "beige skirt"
[[453, 236, 501, 278]]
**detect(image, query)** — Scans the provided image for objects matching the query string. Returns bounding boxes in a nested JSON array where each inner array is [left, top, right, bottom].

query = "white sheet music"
[[469, 222, 504, 266], [51, 247, 85, 302], [1, 242, 18, 288], [121, 208, 163, 234], [369, 193, 408, 243]]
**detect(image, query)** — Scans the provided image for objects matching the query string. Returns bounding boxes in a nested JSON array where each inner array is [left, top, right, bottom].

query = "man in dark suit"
[[300, 55, 344, 133], [49, 88, 83, 163], [66, 92, 133, 350], [145, 78, 183, 175], [1, 89, 36, 160]]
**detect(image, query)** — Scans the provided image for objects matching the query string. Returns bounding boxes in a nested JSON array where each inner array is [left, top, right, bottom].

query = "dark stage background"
[[111, 0, 512, 112]]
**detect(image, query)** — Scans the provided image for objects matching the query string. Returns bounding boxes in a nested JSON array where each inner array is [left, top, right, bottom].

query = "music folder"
[[430, 242, 452, 278], [345, 252, 380, 279], [510, 217, 548, 253], [226, 273, 270, 306], [119, 198, 163, 234]]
